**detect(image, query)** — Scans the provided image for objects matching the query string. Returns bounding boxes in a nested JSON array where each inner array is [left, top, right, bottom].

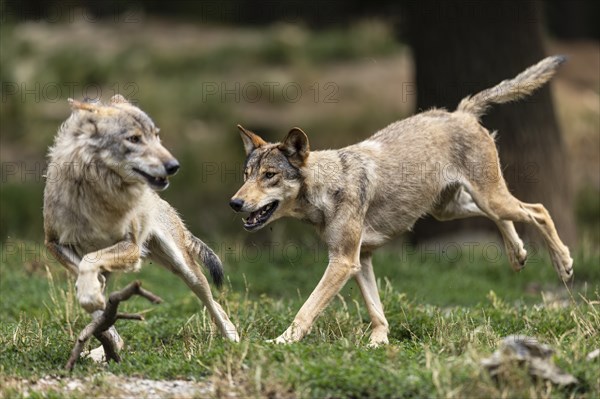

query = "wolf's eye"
[[127, 136, 141, 144], [265, 172, 276, 179]]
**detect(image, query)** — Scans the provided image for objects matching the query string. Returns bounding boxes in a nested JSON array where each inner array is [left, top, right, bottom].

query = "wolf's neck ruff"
[[48, 120, 148, 217]]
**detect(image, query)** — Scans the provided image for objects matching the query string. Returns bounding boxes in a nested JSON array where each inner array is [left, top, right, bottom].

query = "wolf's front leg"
[[45, 240, 80, 276], [76, 239, 141, 313], [76, 240, 139, 362], [45, 240, 126, 362], [272, 252, 360, 344]]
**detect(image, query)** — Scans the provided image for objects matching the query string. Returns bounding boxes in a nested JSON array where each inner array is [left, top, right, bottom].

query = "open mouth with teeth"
[[243, 201, 279, 230], [132, 168, 169, 190]]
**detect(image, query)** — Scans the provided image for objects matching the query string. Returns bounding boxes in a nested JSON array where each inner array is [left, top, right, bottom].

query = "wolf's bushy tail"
[[457, 55, 566, 119], [186, 233, 224, 288]]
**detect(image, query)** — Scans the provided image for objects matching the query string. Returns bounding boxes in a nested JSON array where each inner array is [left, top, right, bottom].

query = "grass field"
[[1, 239, 598, 398]]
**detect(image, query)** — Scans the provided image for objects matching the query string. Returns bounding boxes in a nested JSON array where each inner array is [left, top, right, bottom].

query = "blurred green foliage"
[[0, 17, 597, 251], [0, 19, 403, 242]]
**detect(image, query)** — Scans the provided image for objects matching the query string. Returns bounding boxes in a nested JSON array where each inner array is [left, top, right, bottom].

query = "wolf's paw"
[[77, 291, 106, 313], [266, 323, 305, 344], [266, 332, 299, 345], [505, 238, 528, 272], [509, 247, 528, 272], [266, 336, 288, 345], [225, 329, 240, 342], [76, 271, 105, 312], [367, 328, 389, 348], [216, 309, 240, 342], [548, 246, 573, 282], [557, 254, 573, 282], [76, 287, 106, 313]]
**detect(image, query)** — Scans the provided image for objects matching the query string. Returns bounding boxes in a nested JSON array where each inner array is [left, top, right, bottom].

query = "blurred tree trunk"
[[403, 0, 576, 246]]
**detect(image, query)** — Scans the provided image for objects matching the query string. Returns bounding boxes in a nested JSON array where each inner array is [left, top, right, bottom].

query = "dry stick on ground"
[[65, 280, 162, 371]]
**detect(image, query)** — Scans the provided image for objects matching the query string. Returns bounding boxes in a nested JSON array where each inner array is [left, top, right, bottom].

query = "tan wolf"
[[44, 95, 239, 361], [230, 56, 573, 346]]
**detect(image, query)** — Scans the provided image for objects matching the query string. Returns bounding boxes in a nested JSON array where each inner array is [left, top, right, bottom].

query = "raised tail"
[[186, 233, 224, 288], [457, 55, 566, 119]]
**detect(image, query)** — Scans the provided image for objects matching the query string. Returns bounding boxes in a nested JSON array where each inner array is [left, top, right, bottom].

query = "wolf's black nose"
[[164, 160, 180, 175], [229, 198, 244, 212]]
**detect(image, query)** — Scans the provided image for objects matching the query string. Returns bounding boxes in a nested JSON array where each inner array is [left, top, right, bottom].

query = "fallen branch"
[[65, 280, 162, 371]]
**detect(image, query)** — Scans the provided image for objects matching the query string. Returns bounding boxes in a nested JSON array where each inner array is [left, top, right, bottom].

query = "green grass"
[[1, 241, 598, 398]]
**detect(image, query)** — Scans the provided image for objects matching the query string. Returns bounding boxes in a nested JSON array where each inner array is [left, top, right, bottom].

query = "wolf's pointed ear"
[[279, 127, 309, 167], [110, 94, 130, 104], [68, 98, 99, 112], [238, 124, 267, 155]]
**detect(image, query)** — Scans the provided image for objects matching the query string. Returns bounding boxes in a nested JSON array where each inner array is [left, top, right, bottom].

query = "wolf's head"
[[230, 125, 309, 231], [63, 95, 179, 191]]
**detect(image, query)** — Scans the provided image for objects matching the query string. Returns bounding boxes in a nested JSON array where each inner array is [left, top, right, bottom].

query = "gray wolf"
[[44, 95, 239, 361], [230, 56, 573, 346]]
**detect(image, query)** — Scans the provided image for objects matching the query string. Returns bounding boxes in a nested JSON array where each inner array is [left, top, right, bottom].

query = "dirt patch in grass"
[[1, 374, 215, 398]]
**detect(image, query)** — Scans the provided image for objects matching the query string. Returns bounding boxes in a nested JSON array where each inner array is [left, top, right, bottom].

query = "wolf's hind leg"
[[355, 252, 389, 347], [495, 220, 528, 272], [430, 185, 487, 221], [150, 233, 239, 342], [464, 176, 572, 281], [431, 185, 528, 272]]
